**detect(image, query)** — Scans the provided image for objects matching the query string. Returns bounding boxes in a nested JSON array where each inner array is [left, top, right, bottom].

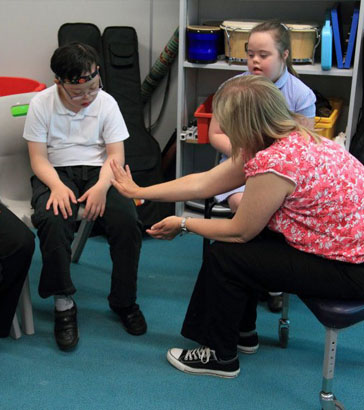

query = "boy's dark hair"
[[50, 42, 100, 82]]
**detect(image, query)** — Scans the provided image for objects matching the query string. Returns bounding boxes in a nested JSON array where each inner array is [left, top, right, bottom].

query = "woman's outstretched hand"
[[110, 160, 141, 198], [146, 216, 182, 240]]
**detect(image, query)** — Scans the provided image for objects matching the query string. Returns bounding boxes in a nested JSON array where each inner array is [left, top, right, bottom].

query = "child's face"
[[56, 65, 102, 112], [246, 31, 288, 83]]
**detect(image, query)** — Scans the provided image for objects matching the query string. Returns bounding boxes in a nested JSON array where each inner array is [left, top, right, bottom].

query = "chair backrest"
[[0, 92, 37, 220]]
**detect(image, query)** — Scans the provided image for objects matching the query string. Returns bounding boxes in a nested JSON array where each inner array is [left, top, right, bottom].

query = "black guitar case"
[[58, 23, 172, 229]]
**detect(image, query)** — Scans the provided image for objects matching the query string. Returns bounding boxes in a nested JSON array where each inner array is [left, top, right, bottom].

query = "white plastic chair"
[[0, 92, 92, 339]]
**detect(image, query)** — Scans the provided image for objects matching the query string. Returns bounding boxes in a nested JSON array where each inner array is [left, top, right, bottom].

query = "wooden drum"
[[285, 23, 320, 63], [220, 21, 260, 63]]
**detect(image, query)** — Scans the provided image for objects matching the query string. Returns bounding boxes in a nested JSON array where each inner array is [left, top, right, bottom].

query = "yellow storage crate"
[[314, 98, 343, 139]]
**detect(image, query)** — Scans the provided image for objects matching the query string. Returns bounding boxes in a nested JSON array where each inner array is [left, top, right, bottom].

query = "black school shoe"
[[111, 303, 147, 335], [166, 346, 240, 378], [54, 302, 79, 351]]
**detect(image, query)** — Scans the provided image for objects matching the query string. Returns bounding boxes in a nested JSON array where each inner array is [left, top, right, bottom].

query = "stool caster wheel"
[[333, 400, 345, 410], [320, 392, 345, 410], [321, 404, 345, 410]]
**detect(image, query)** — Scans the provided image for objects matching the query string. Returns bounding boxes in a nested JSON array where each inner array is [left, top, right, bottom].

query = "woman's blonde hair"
[[212, 75, 320, 159]]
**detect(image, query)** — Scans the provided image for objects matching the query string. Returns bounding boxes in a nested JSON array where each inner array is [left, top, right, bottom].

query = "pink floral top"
[[244, 132, 364, 263]]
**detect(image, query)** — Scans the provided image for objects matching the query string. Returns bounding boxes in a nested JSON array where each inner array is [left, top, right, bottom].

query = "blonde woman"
[[110, 76, 364, 378]]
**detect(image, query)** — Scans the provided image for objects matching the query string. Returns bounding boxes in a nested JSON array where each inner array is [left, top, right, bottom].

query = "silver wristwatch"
[[180, 217, 190, 235]]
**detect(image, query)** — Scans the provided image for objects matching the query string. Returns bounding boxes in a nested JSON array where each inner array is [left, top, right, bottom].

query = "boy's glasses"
[[61, 75, 103, 101]]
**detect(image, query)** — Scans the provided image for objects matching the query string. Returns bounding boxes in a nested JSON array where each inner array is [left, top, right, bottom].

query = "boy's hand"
[[146, 216, 182, 240], [47, 183, 77, 219], [77, 184, 108, 221], [110, 160, 140, 198]]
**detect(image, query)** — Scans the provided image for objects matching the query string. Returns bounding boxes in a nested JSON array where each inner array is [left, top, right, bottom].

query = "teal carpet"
[[2, 233, 364, 410]]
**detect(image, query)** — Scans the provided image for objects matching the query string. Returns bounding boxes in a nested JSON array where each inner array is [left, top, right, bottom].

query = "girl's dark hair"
[[249, 20, 298, 77], [50, 42, 100, 81]]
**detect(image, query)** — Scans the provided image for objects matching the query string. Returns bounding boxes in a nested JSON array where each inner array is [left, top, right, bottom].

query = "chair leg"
[[71, 219, 94, 263], [320, 328, 345, 410], [278, 293, 290, 348], [18, 275, 34, 335], [10, 314, 22, 339]]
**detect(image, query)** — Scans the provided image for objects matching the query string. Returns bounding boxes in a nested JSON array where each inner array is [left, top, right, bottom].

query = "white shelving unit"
[[176, 0, 364, 216], [183, 60, 354, 76]]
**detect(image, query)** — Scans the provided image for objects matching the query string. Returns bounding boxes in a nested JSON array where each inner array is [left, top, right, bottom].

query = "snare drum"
[[220, 21, 260, 63], [285, 23, 320, 63], [186, 25, 221, 64]]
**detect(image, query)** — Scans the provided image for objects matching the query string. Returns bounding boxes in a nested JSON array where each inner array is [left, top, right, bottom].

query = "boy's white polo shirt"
[[23, 84, 129, 167]]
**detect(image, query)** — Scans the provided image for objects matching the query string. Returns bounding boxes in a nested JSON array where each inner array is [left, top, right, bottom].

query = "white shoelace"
[[184, 346, 212, 364]]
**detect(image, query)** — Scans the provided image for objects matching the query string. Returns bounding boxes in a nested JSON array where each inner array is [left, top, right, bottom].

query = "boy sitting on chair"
[[23, 42, 146, 351]]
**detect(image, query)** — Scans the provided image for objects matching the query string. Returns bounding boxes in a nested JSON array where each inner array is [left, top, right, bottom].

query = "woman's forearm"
[[136, 172, 208, 202], [111, 156, 246, 203], [184, 217, 249, 243]]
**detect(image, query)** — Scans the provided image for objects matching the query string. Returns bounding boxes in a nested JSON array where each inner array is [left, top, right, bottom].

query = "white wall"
[[0, 0, 179, 149], [149, 0, 179, 150]]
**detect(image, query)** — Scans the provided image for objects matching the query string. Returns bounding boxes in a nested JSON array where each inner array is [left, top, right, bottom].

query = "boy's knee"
[[106, 198, 139, 226], [112, 212, 142, 234], [32, 210, 75, 242], [33, 209, 69, 227]]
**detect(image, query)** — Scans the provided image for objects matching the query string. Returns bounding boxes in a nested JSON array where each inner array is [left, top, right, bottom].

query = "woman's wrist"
[[180, 217, 191, 235]]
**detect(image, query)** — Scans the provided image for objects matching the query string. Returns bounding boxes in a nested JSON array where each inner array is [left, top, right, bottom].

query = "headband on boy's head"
[[57, 68, 99, 84]]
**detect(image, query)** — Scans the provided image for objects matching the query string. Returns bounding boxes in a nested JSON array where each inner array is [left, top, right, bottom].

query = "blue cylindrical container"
[[321, 18, 332, 70], [186, 25, 220, 64]]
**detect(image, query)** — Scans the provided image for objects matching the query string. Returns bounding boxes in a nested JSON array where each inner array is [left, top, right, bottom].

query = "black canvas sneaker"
[[166, 346, 240, 378], [237, 331, 259, 354]]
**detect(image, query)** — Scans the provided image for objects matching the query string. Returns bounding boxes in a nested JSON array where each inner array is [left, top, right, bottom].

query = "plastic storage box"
[[194, 94, 214, 143], [195, 95, 343, 143], [0, 77, 46, 97], [0, 77, 46, 117], [314, 98, 343, 139]]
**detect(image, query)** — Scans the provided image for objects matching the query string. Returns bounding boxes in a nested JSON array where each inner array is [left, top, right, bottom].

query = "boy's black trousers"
[[31, 166, 142, 310]]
